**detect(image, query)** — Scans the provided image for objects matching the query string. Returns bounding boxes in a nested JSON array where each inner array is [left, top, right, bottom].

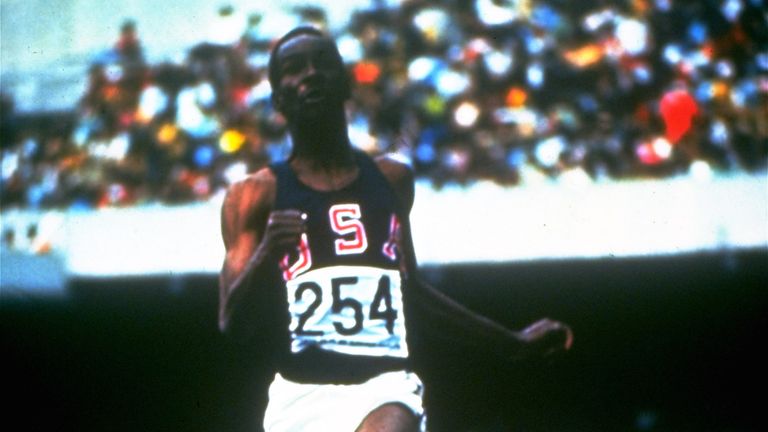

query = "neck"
[[288, 106, 355, 171]]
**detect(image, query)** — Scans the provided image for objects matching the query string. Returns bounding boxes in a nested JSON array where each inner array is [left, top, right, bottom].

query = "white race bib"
[[286, 266, 408, 358]]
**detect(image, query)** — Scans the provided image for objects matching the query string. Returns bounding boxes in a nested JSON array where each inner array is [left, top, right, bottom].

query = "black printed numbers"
[[293, 276, 398, 337], [294, 282, 324, 336], [370, 276, 397, 334], [332, 277, 364, 335]]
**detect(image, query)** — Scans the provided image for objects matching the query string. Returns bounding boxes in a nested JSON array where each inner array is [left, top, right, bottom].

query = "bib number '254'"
[[286, 266, 408, 358]]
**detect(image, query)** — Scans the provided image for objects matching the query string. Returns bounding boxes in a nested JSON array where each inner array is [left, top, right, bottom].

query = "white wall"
[[2, 173, 766, 282]]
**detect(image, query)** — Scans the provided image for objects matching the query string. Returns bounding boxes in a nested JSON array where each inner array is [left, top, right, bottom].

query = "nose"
[[301, 60, 324, 85], [304, 59, 320, 78]]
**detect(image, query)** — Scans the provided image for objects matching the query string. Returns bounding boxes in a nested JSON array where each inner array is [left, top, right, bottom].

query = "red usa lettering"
[[280, 206, 401, 281], [329, 204, 368, 255], [280, 233, 312, 281]]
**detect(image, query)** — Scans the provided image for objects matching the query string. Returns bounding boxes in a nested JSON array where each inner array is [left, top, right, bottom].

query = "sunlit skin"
[[219, 29, 573, 432]]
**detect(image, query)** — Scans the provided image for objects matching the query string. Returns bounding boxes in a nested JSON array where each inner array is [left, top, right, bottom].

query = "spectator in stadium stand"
[[2, 1, 766, 210], [115, 19, 145, 67], [112, 19, 147, 126], [217, 26, 573, 431]]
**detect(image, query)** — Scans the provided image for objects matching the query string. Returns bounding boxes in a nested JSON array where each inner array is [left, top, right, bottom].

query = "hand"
[[518, 318, 573, 358], [260, 209, 307, 258]]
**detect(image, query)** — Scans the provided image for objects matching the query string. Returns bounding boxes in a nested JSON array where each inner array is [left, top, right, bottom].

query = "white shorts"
[[263, 370, 426, 431]]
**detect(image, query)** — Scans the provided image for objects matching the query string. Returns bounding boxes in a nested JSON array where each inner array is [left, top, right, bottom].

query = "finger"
[[267, 234, 304, 257], [269, 209, 307, 221], [546, 326, 573, 355], [269, 227, 304, 246], [267, 212, 307, 231], [563, 326, 574, 351], [275, 237, 303, 251], [263, 224, 304, 255], [521, 318, 555, 337]]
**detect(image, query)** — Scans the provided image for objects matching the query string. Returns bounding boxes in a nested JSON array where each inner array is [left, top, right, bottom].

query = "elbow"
[[218, 305, 238, 337], [218, 278, 240, 337], [218, 314, 246, 341], [218, 314, 230, 335], [218, 308, 256, 342]]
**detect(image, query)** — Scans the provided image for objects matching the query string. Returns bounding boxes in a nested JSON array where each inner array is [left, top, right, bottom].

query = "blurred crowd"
[[1, 0, 766, 210]]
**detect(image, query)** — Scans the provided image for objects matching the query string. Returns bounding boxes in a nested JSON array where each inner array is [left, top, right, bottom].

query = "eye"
[[281, 58, 303, 75], [314, 51, 336, 69]]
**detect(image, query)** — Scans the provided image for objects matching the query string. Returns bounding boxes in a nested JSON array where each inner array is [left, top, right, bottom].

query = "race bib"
[[286, 266, 408, 358]]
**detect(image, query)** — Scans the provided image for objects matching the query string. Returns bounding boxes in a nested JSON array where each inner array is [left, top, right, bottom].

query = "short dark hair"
[[267, 26, 329, 91]]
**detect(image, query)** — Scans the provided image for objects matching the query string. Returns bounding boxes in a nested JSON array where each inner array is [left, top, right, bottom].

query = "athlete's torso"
[[269, 150, 411, 383]]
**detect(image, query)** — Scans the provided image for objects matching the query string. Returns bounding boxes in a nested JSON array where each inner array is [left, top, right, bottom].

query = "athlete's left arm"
[[375, 154, 573, 360]]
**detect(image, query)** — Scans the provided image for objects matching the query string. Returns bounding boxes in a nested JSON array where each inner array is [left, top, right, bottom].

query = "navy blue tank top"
[[269, 150, 411, 383]]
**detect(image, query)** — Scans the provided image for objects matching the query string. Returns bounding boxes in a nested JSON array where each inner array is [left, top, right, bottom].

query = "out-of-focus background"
[[1, 0, 766, 431]]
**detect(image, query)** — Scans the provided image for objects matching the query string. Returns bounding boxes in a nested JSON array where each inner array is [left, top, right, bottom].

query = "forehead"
[[276, 34, 339, 61]]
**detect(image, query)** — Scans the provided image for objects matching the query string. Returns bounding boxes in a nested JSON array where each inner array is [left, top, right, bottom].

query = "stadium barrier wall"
[[2, 173, 766, 292]]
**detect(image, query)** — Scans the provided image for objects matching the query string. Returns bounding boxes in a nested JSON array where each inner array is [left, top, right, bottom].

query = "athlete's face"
[[273, 34, 348, 120]]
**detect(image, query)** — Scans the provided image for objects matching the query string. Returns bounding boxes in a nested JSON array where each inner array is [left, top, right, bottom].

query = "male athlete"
[[219, 26, 573, 431]]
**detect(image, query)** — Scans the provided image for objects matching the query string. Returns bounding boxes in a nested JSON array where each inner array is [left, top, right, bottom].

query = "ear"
[[271, 90, 286, 114]]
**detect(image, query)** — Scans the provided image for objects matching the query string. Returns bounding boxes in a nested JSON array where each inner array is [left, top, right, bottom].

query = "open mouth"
[[301, 88, 325, 104], [298, 81, 327, 103]]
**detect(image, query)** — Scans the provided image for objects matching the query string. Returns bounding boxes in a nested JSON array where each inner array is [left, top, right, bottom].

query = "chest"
[[280, 193, 402, 281]]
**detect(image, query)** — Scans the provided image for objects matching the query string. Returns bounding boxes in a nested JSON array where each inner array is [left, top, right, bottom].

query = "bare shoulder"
[[374, 153, 414, 185], [221, 167, 277, 245], [223, 167, 276, 211], [374, 153, 415, 211]]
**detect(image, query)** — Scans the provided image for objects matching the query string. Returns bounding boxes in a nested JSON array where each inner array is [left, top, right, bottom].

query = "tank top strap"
[[269, 158, 303, 210], [353, 150, 404, 215], [269, 159, 295, 187], [269, 150, 401, 212]]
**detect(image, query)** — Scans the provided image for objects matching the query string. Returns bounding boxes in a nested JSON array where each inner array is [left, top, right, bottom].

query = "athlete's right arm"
[[218, 168, 305, 339]]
